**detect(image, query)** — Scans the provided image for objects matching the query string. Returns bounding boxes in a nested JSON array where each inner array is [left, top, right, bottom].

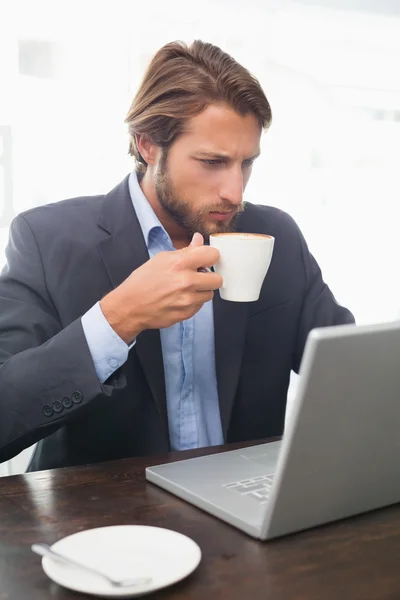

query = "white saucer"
[[41, 525, 202, 597]]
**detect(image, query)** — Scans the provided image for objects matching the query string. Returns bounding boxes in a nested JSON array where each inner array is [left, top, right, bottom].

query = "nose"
[[219, 166, 243, 206]]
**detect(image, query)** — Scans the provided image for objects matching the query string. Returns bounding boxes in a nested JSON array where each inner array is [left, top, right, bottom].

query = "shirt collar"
[[128, 170, 172, 249]]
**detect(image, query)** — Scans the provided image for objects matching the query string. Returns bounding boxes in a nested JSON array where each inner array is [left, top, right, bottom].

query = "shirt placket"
[[179, 317, 197, 449]]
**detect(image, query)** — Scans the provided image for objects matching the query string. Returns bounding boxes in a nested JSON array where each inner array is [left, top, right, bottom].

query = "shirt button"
[[42, 405, 53, 417], [53, 400, 63, 413], [109, 358, 118, 368], [71, 391, 83, 404]]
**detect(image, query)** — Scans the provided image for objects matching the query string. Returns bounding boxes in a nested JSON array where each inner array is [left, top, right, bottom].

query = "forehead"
[[177, 103, 261, 157]]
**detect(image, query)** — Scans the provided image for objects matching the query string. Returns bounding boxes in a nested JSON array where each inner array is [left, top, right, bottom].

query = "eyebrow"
[[194, 151, 260, 161]]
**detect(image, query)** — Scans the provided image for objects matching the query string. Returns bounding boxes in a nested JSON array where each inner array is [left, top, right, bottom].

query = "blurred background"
[[0, 0, 399, 473]]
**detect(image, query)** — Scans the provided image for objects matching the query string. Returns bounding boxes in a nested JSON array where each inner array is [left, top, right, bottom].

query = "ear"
[[136, 134, 158, 166]]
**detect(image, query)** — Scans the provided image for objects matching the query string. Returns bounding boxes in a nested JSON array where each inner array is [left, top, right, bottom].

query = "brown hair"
[[125, 40, 272, 176]]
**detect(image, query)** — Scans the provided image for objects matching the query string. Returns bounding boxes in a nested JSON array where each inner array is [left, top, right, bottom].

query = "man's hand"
[[100, 233, 222, 343]]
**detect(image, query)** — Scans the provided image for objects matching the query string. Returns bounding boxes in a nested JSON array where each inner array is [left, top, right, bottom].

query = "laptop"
[[146, 321, 400, 540]]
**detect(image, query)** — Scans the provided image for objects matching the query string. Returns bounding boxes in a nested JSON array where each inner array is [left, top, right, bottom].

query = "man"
[[0, 40, 354, 472]]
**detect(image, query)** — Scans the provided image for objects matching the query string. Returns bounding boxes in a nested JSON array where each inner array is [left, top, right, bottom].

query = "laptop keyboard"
[[223, 474, 274, 505]]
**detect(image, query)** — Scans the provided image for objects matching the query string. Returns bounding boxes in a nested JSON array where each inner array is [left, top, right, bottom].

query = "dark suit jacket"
[[0, 176, 354, 471]]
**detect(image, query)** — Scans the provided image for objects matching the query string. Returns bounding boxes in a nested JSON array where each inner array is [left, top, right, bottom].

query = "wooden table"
[[1, 440, 400, 600]]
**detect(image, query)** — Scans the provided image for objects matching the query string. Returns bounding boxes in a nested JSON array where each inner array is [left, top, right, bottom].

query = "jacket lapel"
[[213, 213, 249, 441], [213, 291, 249, 441], [96, 177, 168, 439]]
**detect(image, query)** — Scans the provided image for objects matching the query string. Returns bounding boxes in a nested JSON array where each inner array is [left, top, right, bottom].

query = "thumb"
[[189, 232, 204, 248]]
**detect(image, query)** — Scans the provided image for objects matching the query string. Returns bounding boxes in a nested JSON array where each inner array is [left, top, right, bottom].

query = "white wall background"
[[1, 0, 400, 475]]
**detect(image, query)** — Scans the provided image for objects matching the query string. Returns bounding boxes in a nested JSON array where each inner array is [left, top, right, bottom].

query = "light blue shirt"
[[81, 172, 223, 450]]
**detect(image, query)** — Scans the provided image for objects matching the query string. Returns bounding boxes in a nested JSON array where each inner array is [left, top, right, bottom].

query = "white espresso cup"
[[209, 233, 275, 302]]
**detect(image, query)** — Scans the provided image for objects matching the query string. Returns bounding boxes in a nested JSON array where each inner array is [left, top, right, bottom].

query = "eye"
[[243, 159, 255, 167], [201, 159, 223, 166]]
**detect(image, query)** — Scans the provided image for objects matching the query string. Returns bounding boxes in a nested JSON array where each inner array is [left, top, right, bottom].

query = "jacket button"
[[71, 391, 83, 404], [53, 400, 63, 413], [62, 396, 73, 409], [42, 405, 53, 417]]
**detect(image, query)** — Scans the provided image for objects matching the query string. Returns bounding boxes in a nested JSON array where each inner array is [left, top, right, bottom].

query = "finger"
[[174, 293, 214, 321], [189, 232, 204, 248], [192, 272, 223, 291], [182, 245, 220, 270], [193, 290, 214, 303]]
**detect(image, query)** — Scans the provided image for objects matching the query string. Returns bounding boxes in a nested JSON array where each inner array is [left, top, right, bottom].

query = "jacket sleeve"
[[0, 215, 126, 463], [292, 222, 355, 373]]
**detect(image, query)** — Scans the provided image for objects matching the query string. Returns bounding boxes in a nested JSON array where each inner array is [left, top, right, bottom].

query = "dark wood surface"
[[1, 440, 400, 600]]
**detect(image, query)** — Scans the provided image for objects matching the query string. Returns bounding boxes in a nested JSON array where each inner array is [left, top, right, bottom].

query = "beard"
[[154, 151, 245, 242]]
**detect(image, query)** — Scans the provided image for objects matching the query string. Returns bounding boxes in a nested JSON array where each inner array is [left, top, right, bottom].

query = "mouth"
[[209, 210, 235, 221]]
